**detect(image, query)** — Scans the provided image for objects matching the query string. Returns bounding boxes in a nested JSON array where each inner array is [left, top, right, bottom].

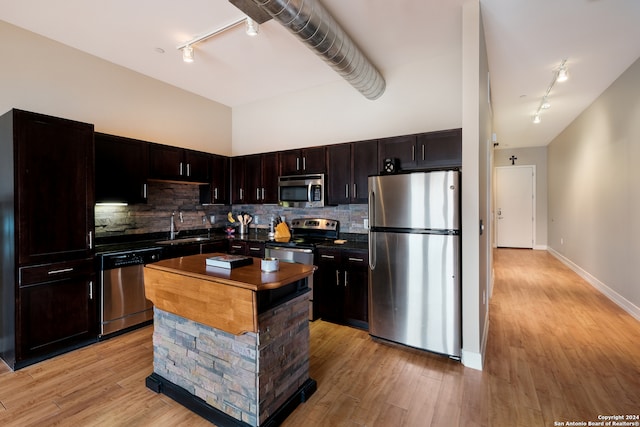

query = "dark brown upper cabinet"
[[200, 154, 230, 205], [149, 144, 211, 183], [9, 110, 95, 265], [95, 133, 149, 204], [235, 152, 279, 204], [279, 147, 326, 175], [378, 128, 461, 172], [326, 139, 378, 205]]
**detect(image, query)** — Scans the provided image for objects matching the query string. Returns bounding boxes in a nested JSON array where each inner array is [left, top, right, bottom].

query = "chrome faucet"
[[170, 211, 183, 240]]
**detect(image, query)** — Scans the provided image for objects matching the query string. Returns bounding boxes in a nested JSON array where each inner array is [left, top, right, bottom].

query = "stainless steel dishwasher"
[[98, 247, 162, 338]]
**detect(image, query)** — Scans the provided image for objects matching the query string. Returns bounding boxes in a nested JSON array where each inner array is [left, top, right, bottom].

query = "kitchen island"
[[143, 253, 317, 427]]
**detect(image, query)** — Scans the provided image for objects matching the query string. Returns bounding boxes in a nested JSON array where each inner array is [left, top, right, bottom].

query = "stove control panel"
[[290, 218, 339, 231]]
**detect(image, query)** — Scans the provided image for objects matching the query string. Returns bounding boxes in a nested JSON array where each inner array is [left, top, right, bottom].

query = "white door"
[[495, 166, 534, 248]]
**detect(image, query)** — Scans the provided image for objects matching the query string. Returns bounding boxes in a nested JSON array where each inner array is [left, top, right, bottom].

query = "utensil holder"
[[239, 223, 248, 235]]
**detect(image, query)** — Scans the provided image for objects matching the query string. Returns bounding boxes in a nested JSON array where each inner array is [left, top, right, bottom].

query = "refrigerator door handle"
[[368, 189, 376, 270]]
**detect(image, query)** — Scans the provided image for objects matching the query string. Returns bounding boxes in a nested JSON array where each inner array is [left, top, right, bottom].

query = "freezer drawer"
[[368, 231, 461, 357]]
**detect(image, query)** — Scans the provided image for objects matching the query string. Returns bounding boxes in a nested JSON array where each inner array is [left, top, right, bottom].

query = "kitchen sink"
[[156, 236, 212, 245]]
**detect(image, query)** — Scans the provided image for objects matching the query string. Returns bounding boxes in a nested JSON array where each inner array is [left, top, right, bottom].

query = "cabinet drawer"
[[344, 251, 368, 267], [20, 258, 95, 286]]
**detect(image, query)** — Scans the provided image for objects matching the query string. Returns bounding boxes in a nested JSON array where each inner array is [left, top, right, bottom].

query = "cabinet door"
[[279, 147, 326, 175], [301, 147, 326, 174], [417, 128, 462, 168], [149, 144, 183, 180], [351, 140, 378, 204], [315, 250, 343, 322], [16, 111, 94, 265], [279, 149, 301, 176], [245, 154, 263, 204], [211, 155, 229, 204], [343, 250, 369, 329], [261, 152, 279, 204], [95, 133, 148, 204], [184, 150, 211, 182], [378, 135, 417, 171], [326, 143, 351, 205], [18, 273, 97, 363], [231, 157, 246, 204]]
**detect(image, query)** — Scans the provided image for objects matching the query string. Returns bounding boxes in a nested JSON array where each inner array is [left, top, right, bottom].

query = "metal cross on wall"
[[509, 155, 517, 165]]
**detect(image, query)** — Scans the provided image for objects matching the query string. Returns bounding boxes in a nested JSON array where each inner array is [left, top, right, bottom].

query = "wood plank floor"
[[1, 248, 639, 426]]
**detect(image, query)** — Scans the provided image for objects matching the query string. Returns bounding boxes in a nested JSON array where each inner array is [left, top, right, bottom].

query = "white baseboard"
[[548, 247, 640, 322], [461, 349, 483, 370], [461, 310, 489, 371], [534, 244, 547, 250]]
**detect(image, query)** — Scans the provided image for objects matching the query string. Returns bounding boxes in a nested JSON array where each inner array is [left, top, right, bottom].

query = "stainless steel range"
[[265, 218, 339, 320]]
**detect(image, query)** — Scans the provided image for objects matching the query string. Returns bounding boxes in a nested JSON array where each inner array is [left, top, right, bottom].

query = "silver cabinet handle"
[[256, 188, 260, 200], [348, 257, 364, 262], [353, 184, 357, 199], [411, 145, 415, 161], [89, 280, 93, 300], [179, 162, 184, 176], [88, 231, 93, 250], [345, 184, 349, 198], [422, 144, 425, 161], [48, 267, 74, 275], [335, 270, 340, 286], [296, 157, 300, 171], [187, 163, 191, 177], [249, 247, 261, 251], [344, 271, 348, 287], [239, 188, 244, 200], [143, 183, 147, 199], [321, 254, 335, 259], [261, 188, 265, 200], [214, 187, 218, 200], [303, 157, 306, 170]]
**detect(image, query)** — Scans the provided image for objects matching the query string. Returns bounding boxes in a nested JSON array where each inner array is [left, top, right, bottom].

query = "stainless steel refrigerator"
[[368, 170, 461, 358]]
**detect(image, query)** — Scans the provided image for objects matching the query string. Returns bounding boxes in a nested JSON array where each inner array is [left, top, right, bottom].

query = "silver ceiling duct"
[[240, 0, 386, 100]]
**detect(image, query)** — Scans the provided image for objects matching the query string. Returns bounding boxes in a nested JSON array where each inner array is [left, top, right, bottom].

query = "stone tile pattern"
[[152, 291, 310, 426], [95, 181, 368, 238]]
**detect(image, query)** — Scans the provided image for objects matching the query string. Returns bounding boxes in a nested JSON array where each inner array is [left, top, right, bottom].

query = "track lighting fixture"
[[532, 59, 569, 124], [182, 45, 194, 63], [245, 17, 259, 36], [177, 16, 258, 63], [556, 65, 569, 83]]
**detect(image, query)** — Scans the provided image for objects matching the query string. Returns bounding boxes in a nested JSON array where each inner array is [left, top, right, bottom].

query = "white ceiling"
[[1, 0, 639, 149]]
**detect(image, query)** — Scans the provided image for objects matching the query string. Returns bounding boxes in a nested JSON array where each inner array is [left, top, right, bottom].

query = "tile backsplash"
[[95, 181, 368, 238]]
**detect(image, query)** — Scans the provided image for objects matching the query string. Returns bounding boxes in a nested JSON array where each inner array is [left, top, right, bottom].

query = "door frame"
[[493, 165, 536, 249]]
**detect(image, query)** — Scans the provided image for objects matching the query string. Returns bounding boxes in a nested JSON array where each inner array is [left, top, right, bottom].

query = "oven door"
[[265, 246, 315, 320]]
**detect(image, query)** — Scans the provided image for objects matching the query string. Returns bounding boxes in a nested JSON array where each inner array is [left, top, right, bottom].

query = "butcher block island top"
[[143, 253, 317, 426], [143, 253, 316, 335]]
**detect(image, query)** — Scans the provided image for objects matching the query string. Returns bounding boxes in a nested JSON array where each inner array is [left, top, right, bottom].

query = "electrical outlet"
[[561, 237, 564, 245]]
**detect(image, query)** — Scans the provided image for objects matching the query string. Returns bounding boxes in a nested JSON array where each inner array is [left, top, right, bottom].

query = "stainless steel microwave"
[[278, 174, 325, 208]]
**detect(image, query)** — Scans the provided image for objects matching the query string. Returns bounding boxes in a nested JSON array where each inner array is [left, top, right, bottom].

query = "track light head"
[[182, 45, 194, 63], [246, 17, 259, 36], [556, 65, 568, 82]]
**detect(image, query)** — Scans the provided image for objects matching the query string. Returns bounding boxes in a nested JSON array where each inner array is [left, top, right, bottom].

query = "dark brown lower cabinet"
[[16, 259, 97, 368], [315, 247, 369, 330]]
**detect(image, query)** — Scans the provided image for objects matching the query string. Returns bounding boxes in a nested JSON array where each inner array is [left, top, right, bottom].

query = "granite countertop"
[[96, 228, 369, 254]]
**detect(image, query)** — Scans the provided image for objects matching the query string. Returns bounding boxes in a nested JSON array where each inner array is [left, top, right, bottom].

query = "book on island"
[[205, 254, 253, 269]]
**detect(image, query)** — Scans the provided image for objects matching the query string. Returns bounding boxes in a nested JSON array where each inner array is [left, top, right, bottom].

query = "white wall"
[[548, 57, 640, 318], [0, 20, 232, 155], [460, 0, 490, 370], [231, 54, 462, 155], [494, 146, 548, 248]]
